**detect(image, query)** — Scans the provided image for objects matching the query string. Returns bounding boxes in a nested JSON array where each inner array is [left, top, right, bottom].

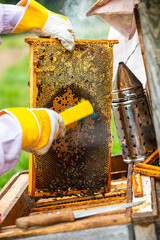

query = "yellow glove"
[[12, 0, 75, 51], [6, 108, 66, 155]]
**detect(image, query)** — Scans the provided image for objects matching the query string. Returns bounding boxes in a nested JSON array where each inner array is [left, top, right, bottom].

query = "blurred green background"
[[0, 0, 121, 190]]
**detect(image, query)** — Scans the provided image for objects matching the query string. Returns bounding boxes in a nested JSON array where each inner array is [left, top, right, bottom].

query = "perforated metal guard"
[[112, 62, 157, 163], [112, 96, 157, 162], [26, 38, 118, 197]]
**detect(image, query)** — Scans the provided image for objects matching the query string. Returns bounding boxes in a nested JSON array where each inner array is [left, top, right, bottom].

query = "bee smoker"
[[112, 62, 157, 163]]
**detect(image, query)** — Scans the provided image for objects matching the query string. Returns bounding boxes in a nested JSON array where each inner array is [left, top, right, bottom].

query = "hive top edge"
[[25, 38, 119, 45]]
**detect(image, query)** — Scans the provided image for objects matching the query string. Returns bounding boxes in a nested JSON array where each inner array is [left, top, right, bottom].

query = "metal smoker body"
[[112, 62, 157, 163]]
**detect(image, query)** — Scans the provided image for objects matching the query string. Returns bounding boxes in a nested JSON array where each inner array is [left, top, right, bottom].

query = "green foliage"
[[0, 54, 30, 109], [42, 0, 65, 12], [0, 0, 20, 3], [1, 0, 64, 12], [0, 151, 29, 190], [1, 33, 30, 49], [0, 38, 30, 189], [111, 114, 121, 155]]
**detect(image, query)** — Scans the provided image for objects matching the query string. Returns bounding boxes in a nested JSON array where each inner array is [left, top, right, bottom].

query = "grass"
[[0, 34, 121, 190]]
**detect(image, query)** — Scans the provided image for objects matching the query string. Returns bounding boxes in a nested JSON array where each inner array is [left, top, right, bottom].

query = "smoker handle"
[[16, 211, 75, 229]]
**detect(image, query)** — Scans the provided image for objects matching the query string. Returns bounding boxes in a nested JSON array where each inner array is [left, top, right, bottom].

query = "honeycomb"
[[26, 38, 118, 197]]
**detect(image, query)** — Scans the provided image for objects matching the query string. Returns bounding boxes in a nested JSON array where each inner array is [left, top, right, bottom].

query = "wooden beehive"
[[0, 158, 158, 238], [25, 38, 118, 197]]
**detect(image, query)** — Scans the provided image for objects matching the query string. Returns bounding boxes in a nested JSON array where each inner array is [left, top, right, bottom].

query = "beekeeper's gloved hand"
[[12, 0, 75, 51], [5, 108, 66, 155]]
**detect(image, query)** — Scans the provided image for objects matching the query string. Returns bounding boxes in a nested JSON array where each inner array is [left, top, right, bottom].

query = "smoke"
[[62, 0, 93, 22], [61, 0, 109, 39]]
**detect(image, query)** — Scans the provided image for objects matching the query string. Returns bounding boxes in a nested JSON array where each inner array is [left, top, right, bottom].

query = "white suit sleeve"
[[0, 4, 25, 44], [0, 113, 22, 176]]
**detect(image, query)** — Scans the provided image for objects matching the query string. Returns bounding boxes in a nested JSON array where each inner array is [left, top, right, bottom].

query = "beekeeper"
[[86, 0, 147, 87], [0, 0, 75, 176]]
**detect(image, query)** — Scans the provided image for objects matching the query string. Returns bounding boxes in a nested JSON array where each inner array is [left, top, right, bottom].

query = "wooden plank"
[[155, 178, 160, 215], [0, 173, 34, 227], [132, 173, 143, 198], [0, 175, 28, 214], [151, 177, 158, 218], [108, 154, 112, 191], [134, 163, 160, 172], [28, 43, 37, 197], [137, 6, 160, 233], [143, 149, 159, 165], [139, 0, 160, 149], [28, 42, 37, 109], [0, 171, 28, 200], [126, 163, 133, 217], [133, 167, 160, 178], [28, 153, 35, 197], [0, 213, 131, 239], [155, 178, 160, 236], [5, 224, 134, 240], [134, 4, 150, 97], [132, 177, 158, 223]]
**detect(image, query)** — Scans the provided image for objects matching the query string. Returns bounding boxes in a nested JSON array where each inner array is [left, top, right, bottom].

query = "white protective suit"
[[0, 5, 24, 175]]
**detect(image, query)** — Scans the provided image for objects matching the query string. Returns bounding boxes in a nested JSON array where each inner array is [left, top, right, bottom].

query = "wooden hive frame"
[[26, 38, 118, 198]]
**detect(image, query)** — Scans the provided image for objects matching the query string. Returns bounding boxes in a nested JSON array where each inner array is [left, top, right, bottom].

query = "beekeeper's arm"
[[0, 0, 73, 176], [0, 108, 65, 176], [0, 0, 75, 51]]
